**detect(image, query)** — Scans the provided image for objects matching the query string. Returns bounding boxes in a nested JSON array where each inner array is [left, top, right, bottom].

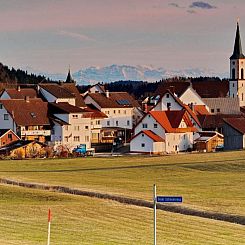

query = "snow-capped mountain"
[[23, 65, 228, 85]]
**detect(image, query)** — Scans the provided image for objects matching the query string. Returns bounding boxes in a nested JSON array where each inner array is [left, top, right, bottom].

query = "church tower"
[[229, 21, 245, 106]]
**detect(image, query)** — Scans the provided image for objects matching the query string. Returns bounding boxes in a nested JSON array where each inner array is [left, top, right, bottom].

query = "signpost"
[[153, 185, 183, 245]]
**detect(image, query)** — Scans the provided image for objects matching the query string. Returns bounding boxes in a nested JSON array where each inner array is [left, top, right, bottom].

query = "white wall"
[[0, 104, 17, 132], [0, 91, 11, 99], [134, 114, 165, 138], [153, 93, 183, 111], [180, 87, 206, 106], [130, 133, 154, 153]]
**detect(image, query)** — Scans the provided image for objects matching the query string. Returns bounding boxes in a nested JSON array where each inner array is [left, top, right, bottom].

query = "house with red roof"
[[130, 110, 196, 154], [0, 98, 51, 142]]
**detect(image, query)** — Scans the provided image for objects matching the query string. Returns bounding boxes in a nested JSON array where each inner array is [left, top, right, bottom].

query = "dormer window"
[[30, 112, 36, 118]]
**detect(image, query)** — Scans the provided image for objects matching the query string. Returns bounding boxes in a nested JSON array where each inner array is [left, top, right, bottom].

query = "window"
[[72, 115, 78, 119], [85, 136, 89, 142], [107, 121, 110, 126], [74, 136, 80, 142], [141, 143, 145, 148], [217, 108, 220, 113], [8, 134, 12, 140], [232, 68, 235, 79], [96, 120, 100, 125], [242, 93, 244, 101], [0, 104, 3, 109], [116, 121, 118, 126], [118, 110, 120, 114], [211, 109, 214, 113], [242, 68, 244, 79], [65, 136, 69, 142], [85, 125, 89, 130], [124, 110, 127, 114], [167, 102, 171, 109], [166, 93, 169, 98], [74, 126, 79, 131], [114, 110, 116, 114], [154, 124, 158, 128], [127, 120, 130, 126], [233, 83, 235, 88], [142, 123, 148, 128], [4, 114, 9, 120], [142, 134, 144, 137]]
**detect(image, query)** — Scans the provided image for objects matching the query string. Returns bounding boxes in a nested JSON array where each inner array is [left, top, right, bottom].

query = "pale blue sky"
[[0, 0, 245, 74]]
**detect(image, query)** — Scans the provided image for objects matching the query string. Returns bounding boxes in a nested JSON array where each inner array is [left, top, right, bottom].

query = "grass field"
[[0, 151, 244, 244]]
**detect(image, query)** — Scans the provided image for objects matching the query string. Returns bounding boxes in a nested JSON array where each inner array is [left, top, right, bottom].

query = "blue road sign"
[[157, 196, 183, 203]]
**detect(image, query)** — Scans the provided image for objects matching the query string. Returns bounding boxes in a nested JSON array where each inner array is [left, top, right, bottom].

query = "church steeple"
[[230, 21, 245, 59], [65, 68, 74, 83]]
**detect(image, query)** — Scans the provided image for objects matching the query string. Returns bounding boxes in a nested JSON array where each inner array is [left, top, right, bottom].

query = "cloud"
[[189, 1, 217, 9], [58, 30, 96, 42], [169, 3, 181, 8]]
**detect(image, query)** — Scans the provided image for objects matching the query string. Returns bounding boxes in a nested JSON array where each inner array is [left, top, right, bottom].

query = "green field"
[[0, 151, 244, 244]]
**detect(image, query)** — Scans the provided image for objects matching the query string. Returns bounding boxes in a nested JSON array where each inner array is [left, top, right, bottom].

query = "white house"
[[130, 110, 196, 154], [49, 102, 91, 150], [0, 98, 51, 142], [84, 91, 143, 129]]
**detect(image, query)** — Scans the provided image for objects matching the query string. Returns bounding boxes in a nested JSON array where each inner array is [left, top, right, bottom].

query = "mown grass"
[[0, 151, 244, 216], [0, 184, 244, 245]]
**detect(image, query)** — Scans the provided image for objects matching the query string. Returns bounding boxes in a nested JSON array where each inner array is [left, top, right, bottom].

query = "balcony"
[[21, 130, 51, 136]]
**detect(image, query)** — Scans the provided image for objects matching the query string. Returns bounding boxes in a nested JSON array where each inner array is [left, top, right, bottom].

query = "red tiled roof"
[[85, 92, 140, 108], [223, 117, 245, 134], [49, 102, 85, 114], [82, 105, 107, 119], [60, 83, 86, 107], [0, 99, 50, 126], [40, 84, 75, 99], [2, 88, 37, 99], [149, 110, 196, 133], [131, 130, 165, 142], [193, 105, 210, 116]]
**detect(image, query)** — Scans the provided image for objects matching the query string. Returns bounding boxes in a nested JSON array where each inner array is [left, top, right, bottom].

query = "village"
[[0, 22, 244, 159]]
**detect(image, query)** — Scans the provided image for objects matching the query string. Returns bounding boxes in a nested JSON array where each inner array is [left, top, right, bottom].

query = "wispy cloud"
[[169, 3, 182, 8], [189, 1, 217, 9], [58, 30, 96, 42]]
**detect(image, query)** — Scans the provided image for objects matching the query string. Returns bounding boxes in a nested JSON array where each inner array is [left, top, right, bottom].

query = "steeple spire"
[[230, 21, 245, 59], [65, 66, 74, 83]]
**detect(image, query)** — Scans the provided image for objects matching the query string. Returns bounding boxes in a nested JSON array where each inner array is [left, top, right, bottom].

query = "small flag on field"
[[48, 208, 52, 222]]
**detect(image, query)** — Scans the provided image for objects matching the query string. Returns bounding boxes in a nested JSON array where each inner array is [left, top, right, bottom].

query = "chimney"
[[25, 96, 30, 102], [17, 86, 21, 92], [106, 90, 109, 98]]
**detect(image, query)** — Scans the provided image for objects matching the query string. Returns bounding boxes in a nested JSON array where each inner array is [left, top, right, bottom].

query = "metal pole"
[[153, 184, 157, 245], [47, 221, 51, 245]]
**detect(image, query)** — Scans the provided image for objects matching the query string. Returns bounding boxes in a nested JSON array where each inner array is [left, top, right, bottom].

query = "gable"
[[180, 87, 206, 106]]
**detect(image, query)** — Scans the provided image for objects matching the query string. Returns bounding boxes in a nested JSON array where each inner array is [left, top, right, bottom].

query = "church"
[[229, 21, 245, 107]]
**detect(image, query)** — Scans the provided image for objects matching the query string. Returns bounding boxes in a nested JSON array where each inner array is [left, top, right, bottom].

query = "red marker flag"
[[48, 208, 52, 222]]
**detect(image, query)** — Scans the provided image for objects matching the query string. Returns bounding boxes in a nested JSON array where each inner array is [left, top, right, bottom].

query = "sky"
[[1, 0, 245, 75]]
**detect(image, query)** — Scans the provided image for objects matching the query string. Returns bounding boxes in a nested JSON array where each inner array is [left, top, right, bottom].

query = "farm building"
[[223, 118, 245, 150], [0, 140, 46, 158], [194, 131, 224, 152], [0, 129, 20, 147]]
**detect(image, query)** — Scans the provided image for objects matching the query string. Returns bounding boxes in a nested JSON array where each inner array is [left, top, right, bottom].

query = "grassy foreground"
[[0, 184, 244, 245], [0, 151, 244, 215]]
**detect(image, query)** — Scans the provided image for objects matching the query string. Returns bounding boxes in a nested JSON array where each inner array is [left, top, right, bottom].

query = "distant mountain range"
[[24, 65, 229, 85]]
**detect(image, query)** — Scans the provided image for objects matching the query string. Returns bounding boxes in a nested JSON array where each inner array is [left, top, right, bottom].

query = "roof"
[[1, 88, 37, 99], [0, 99, 50, 126], [60, 83, 86, 107], [131, 130, 165, 142], [198, 114, 244, 129], [230, 22, 245, 59], [223, 117, 245, 134], [0, 140, 45, 154], [85, 92, 140, 108], [49, 102, 85, 114], [195, 131, 223, 143], [39, 84, 75, 99], [149, 110, 196, 133], [0, 129, 19, 139], [202, 98, 240, 115], [193, 105, 210, 116], [82, 105, 107, 119]]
